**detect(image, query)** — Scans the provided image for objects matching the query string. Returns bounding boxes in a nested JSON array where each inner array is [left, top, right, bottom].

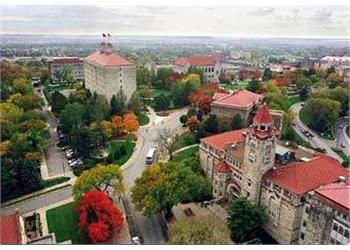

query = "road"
[[290, 102, 343, 162], [37, 87, 69, 177], [1, 186, 72, 216], [123, 108, 187, 244], [334, 117, 350, 154]]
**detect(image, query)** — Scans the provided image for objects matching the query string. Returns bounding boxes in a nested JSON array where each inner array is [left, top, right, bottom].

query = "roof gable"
[[85, 51, 133, 67], [212, 90, 262, 108], [201, 128, 249, 150]]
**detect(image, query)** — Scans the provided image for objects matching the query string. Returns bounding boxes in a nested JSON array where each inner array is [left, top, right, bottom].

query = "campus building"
[[84, 38, 136, 101], [174, 55, 221, 82], [47, 57, 84, 83], [199, 105, 349, 244]]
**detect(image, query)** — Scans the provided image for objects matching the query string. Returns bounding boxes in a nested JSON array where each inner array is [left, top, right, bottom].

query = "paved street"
[[1, 186, 72, 216], [37, 87, 69, 177], [334, 117, 350, 154], [123, 108, 187, 244], [290, 102, 342, 162]]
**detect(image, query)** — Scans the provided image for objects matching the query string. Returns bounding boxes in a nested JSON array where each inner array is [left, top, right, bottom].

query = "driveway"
[[290, 102, 342, 162]]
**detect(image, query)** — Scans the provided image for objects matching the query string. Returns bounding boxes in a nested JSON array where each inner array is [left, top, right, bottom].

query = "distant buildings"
[[174, 55, 221, 82], [199, 105, 349, 244], [319, 56, 350, 69], [47, 57, 84, 83], [84, 38, 136, 101], [300, 179, 350, 245]]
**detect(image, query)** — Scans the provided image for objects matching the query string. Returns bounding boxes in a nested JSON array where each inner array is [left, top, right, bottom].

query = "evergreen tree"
[[110, 89, 127, 116], [16, 159, 43, 194], [262, 68, 273, 81], [153, 94, 170, 111], [204, 115, 219, 134], [231, 114, 243, 130]]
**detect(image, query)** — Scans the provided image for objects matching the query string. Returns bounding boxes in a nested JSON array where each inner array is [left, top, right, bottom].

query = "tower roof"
[[253, 104, 273, 125]]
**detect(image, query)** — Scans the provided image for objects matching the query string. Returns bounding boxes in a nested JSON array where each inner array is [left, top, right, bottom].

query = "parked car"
[[301, 102, 305, 106], [339, 124, 344, 129], [200, 201, 210, 207], [215, 198, 228, 204], [341, 144, 346, 148]]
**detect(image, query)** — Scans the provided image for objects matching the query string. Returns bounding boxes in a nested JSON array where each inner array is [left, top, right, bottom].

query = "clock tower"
[[241, 104, 276, 204]]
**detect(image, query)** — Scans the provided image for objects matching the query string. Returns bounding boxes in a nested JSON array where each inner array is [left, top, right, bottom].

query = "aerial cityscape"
[[0, 4, 350, 246]]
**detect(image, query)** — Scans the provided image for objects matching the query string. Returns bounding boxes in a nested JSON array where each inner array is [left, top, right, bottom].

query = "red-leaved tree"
[[78, 190, 125, 243]]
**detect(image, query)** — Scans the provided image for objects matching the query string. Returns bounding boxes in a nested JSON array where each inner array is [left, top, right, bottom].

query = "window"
[[303, 221, 307, 227], [305, 207, 310, 214], [330, 238, 335, 244], [345, 229, 349, 238], [333, 223, 338, 231], [300, 232, 305, 240], [246, 192, 250, 197], [339, 226, 344, 234]]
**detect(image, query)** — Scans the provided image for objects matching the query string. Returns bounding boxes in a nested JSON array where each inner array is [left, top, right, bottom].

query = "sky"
[[0, 5, 349, 38]]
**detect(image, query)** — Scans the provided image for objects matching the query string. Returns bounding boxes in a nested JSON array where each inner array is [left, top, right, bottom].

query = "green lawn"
[[347, 126, 350, 138], [223, 80, 249, 90], [137, 112, 150, 126], [287, 96, 300, 109], [299, 108, 335, 140], [176, 133, 199, 148], [43, 177, 70, 188], [332, 148, 350, 167], [136, 86, 170, 98], [173, 145, 199, 162], [46, 202, 89, 244]]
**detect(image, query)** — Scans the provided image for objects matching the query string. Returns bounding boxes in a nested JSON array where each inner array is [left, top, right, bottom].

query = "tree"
[[139, 85, 150, 101], [203, 115, 219, 134], [131, 161, 211, 217], [155, 67, 174, 89], [16, 159, 44, 194], [262, 68, 273, 81], [128, 93, 142, 115], [157, 129, 180, 161], [295, 76, 312, 90], [136, 64, 152, 86], [187, 66, 204, 83], [153, 94, 170, 111], [231, 114, 243, 130], [187, 116, 200, 132], [246, 79, 261, 93], [325, 72, 342, 88], [70, 127, 103, 157], [0, 102, 23, 123], [59, 102, 85, 133], [170, 83, 188, 107], [10, 93, 44, 111], [50, 91, 68, 114], [94, 94, 110, 120], [299, 86, 309, 101], [168, 216, 231, 244], [111, 115, 124, 136], [123, 112, 139, 134], [78, 190, 124, 243], [227, 197, 266, 243], [239, 70, 249, 80], [73, 164, 124, 200], [13, 78, 33, 95], [179, 114, 188, 125], [110, 89, 127, 116]]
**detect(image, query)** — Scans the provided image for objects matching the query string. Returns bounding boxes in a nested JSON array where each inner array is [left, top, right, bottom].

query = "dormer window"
[[259, 125, 267, 131]]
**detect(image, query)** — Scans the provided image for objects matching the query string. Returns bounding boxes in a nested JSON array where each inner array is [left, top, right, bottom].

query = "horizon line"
[[1, 33, 350, 40]]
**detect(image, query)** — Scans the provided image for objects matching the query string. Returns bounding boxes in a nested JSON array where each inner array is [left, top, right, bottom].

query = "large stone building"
[[47, 57, 84, 83], [84, 39, 136, 101], [299, 179, 350, 245], [173, 55, 221, 82], [199, 105, 348, 244]]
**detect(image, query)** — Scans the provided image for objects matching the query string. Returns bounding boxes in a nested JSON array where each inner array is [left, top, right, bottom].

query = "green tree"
[[295, 76, 312, 90], [170, 83, 187, 107], [300, 86, 309, 101], [11, 93, 44, 112], [179, 114, 188, 125], [50, 91, 68, 114], [155, 67, 174, 89], [204, 115, 219, 134], [70, 127, 103, 157], [16, 159, 44, 194], [153, 94, 170, 111], [94, 94, 110, 120], [262, 68, 273, 81], [128, 93, 143, 114], [136, 64, 152, 86], [246, 79, 261, 93], [73, 164, 124, 200], [227, 197, 266, 243], [187, 66, 204, 83], [59, 102, 85, 133], [231, 114, 243, 130], [110, 89, 127, 116]]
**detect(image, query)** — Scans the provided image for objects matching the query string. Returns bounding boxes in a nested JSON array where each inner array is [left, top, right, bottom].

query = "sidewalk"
[[121, 133, 144, 171]]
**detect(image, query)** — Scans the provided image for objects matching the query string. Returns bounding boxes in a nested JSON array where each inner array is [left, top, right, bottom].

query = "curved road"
[[290, 102, 342, 162], [335, 117, 350, 154]]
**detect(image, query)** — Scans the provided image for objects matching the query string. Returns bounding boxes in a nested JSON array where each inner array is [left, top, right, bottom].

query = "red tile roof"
[[201, 128, 249, 150], [214, 161, 232, 173], [0, 214, 20, 244], [175, 55, 217, 67], [212, 90, 262, 108], [212, 92, 228, 101], [265, 155, 348, 195], [315, 182, 350, 212], [254, 105, 273, 125], [85, 51, 133, 67]]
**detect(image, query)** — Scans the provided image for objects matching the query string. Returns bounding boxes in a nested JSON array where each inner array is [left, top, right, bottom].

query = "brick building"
[[174, 55, 221, 82], [199, 105, 348, 244], [84, 38, 136, 101], [47, 57, 84, 83]]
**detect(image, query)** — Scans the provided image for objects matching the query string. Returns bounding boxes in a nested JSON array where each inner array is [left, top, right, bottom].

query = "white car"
[[132, 236, 141, 245]]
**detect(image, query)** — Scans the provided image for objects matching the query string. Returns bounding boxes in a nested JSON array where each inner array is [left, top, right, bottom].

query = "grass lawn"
[[347, 126, 350, 138], [332, 148, 349, 167], [173, 145, 199, 162], [287, 96, 300, 109], [85, 140, 135, 168], [299, 108, 335, 140], [46, 202, 89, 244], [223, 80, 249, 90], [176, 132, 199, 148], [137, 112, 150, 126], [136, 86, 170, 98], [43, 177, 70, 188]]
